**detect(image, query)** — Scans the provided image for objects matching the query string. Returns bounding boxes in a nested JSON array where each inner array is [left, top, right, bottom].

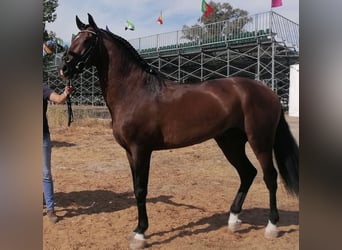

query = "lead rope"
[[66, 80, 74, 127]]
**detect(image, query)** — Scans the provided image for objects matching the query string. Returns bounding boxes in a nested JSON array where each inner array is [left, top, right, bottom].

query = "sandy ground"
[[43, 112, 299, 250]]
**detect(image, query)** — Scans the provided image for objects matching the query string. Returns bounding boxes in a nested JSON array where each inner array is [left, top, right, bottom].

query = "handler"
[[43, 83, 73, 223]]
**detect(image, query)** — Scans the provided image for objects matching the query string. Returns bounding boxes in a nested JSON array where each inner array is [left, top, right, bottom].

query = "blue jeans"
[[43, 132, 55, 211]]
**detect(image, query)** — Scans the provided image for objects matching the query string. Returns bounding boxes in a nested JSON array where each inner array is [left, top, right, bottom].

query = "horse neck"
[[94, 39, 147, 103]]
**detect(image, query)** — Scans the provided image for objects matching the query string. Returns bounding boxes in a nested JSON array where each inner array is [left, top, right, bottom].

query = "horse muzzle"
[[58, 64, 72, 79], [59, 60, 82, 79]]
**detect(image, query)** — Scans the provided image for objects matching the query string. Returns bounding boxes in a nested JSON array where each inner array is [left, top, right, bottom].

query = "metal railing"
[[129, 11, 299, 53], [270, 12, 299, 50]]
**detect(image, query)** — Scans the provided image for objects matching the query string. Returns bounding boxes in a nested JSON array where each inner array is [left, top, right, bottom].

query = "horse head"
[[59, 13, 99, 79]]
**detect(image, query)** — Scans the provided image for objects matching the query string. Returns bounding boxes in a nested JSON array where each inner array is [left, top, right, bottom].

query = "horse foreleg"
[[126, 148, 152, 249]]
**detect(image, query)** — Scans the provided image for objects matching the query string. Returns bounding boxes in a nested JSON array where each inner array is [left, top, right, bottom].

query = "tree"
[[43, 0, 58, 42], [43, 0, 67, 68], [182, 1, 251, 42]]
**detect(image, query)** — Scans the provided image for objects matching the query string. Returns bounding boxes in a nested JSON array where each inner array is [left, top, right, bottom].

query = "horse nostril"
[[59, 65, 69, 77], [63, 56, 70, 63], [76, 62, 85, 70]]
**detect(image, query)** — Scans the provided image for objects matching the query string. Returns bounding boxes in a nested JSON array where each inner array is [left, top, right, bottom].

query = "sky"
[[45, 0, 299, 45]]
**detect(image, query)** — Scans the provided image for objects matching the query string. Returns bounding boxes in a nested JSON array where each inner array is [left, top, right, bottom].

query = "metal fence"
[[129, 11, 299, 53]]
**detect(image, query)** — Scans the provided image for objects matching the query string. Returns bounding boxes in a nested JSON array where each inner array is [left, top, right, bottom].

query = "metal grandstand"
[[43, 11, 299, 109]]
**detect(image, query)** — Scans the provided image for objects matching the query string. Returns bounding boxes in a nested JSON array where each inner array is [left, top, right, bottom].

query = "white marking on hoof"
[[264, 220, 279, 239], [228, 212, 242, 232], [129, 233, 147, 249]]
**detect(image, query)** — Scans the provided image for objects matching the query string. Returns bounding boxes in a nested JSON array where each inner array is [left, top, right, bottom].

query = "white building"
[[289, 64, 299, 117]]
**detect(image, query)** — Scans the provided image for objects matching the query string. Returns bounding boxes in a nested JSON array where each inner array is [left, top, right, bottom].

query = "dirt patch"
[[43, 111, 299, 250]]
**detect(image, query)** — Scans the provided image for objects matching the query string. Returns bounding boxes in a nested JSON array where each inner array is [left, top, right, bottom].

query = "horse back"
[[173, 77, 281, 123], [155, 77, 280, 148]]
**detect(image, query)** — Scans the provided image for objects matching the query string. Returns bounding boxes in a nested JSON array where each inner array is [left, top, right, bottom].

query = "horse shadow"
[[54, 190, 135, 218], [54, 190, 298, 244], [54, 190, 204, 220], [239, 207, 299, 233], [147, 207, 298, 247], [51, 140, 77, 147]]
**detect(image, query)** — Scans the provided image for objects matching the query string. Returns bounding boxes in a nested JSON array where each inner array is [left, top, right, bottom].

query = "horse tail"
[[273, 110, 299, 196]]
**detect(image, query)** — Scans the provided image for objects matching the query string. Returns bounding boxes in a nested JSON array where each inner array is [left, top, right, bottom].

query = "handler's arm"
[[49, 86, 73, 104]]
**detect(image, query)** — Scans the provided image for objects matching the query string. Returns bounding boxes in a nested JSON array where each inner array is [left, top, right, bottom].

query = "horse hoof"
[[228, 212, 242, 232], [264, 228, 279, 239], [228, 221, 242, 232], [264, 221, 279, 239], [129, 239, 147, 250], [129, 233, 147, 249]]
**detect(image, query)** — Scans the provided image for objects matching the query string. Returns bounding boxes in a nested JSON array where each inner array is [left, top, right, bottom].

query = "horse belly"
[[160, 106, 236, 148], [161, 125, 223, 148]]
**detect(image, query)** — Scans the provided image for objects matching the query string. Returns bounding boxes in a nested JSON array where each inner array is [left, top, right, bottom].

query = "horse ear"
[[88, 13, 99, 30], [76, 15, 86, 30]]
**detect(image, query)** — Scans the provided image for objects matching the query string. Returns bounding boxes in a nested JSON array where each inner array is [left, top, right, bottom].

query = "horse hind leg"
[[214, 129, 257, 232], [249, 142, 280, 239]]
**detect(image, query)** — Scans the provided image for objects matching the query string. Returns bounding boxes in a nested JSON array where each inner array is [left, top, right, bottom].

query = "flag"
[[56, 37, 64, 46], [42, 44, 48, 56], [271, 0, 283, 8], [55, 37, 65, 50], [201, 0, 214, 18], [157, 11, 163, 25], [43, 43, 53, 55], [125, 20, 135, 31]]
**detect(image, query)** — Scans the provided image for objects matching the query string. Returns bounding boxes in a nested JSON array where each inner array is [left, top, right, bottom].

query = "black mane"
[[100, 28, 165, 92], [100, 29, 156, 74]]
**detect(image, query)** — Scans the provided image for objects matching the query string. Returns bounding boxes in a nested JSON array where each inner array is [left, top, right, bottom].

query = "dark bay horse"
[[60, 14, 299, 249]]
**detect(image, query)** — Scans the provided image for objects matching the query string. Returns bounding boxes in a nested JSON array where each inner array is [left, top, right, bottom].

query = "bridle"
[[62, 30, 99, 77], [61, 29, 98, 126]]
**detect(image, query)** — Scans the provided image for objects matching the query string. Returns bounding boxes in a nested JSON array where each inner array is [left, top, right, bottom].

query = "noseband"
[[62, 30, 98, 75]]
